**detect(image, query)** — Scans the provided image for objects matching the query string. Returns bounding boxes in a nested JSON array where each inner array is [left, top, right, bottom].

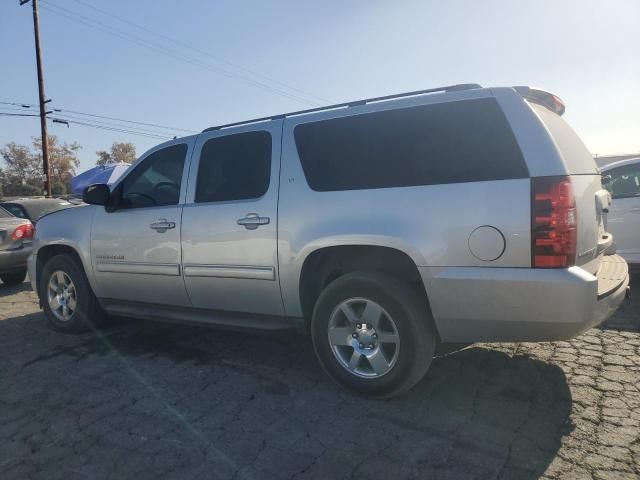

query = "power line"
[[1, 99, 196, 133], [52, 108, 197, 133], [0, 100, 36, 108], [40, 1, 321, 107], [52, 112, 179, 137], [0, 112, 40, 117], [0, 106, 37, 112], [68, 0, 330, 104], [50, 117, 173, 140]]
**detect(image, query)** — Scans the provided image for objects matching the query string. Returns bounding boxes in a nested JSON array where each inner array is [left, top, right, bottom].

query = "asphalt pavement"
[[0, 276, 639, 480]]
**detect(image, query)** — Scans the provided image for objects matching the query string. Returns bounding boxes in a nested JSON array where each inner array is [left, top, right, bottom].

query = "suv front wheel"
[[311, 272, 436, 398], [39, 254, 105, 333]]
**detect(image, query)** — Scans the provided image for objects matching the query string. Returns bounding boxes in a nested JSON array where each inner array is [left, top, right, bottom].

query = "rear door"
[[604, 162, 640, 264], [181, 122, 284, 316]]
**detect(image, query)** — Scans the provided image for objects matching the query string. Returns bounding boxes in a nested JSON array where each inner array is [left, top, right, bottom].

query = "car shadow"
[[1, 311, 572, 479], [0, 280, 31, 297]]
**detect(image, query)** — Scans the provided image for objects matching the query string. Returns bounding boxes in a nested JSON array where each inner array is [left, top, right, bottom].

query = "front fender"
[[32, 205, 98, 293]]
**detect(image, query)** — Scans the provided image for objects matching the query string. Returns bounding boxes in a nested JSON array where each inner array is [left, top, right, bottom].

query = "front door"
[[605, 162, 640, 264], [181, 122, 284, 316], [91, 141, 193, 306]]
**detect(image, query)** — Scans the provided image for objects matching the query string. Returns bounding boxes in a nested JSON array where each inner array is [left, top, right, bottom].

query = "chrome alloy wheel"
[[327, 297, 400, 378], [47, 270, 77, 322]]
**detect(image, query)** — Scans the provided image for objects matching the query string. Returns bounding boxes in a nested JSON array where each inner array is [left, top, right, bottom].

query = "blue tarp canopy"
[[71, 163, 130, 195]]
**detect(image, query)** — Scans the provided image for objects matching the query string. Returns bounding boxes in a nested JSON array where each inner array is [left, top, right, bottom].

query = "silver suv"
[[28, 84, 630, 397]]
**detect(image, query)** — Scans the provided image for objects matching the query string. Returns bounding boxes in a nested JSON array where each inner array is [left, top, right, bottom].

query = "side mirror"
[[83, 183, 111, 206]]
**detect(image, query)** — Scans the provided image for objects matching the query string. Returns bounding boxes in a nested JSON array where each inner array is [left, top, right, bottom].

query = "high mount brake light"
[[531, 176, 577, 268], [514, 87, 566, 116], [11, 223, 34, 241]]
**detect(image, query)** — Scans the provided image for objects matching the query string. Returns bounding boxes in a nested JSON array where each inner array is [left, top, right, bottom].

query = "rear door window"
[[195, 131, 271, 203], [294, 98, 528, 192], [530, 103, 597, 175]]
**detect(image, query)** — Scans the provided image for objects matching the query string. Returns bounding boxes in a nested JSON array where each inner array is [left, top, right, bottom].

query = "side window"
[[117, 144, 187, 209], [195, 131, 271, 203], [605, 164, 640, 199], [294, 98, 528, 192]]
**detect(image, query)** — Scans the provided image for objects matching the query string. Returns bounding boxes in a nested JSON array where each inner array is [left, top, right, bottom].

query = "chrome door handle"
[[149, 218, 175, 233], [237, 213, 270, 230]]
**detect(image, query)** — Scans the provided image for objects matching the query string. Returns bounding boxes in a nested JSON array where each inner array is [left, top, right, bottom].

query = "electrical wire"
[[49, 117, 173, 140], [0, 101, 36, 108], [1, 99, 196, 134], [52, 112, 180, 137], [52, 109, 197, 133], [40, 1, 321, 107], [68, 0, 330, 104], [0, 112, 40, 117]]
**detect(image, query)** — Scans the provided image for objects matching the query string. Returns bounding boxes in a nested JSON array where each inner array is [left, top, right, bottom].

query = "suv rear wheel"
[[311, 272, 436, 398], [39, 254, 105, 333]]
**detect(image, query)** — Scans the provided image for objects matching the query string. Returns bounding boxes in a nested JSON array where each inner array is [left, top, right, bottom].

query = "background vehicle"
[[0, 206, 33, 286], [602, 157, 640, 266], [0, 198, 75, 224], [29, 84, 629, 397]]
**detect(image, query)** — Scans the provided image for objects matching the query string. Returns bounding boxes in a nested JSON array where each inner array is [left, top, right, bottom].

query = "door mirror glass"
[[83, 183, 111, 205]]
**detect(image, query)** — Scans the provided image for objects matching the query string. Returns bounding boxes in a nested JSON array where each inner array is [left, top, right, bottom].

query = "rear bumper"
[[420, 254, 629, 343], [0, 245, 31, 274]]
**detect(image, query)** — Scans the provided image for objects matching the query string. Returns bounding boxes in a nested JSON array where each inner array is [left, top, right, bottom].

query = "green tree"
[[96, 142, 137, 166]]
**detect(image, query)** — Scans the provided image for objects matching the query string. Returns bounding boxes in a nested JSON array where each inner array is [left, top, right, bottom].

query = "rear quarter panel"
[[278, 89, 532, 318]]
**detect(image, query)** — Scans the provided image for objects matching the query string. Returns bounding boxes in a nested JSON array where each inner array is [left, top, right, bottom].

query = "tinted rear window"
[[195, 131, 271, 203], [22, 201, 72, 221], [294, 98, 528, 192], [531, 103, 597, 175], [0, 206, 12, 218]]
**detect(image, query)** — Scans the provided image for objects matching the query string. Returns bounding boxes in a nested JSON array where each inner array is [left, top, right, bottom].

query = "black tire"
[[39, 254, 106, 333], [0, 268, 27, 286], [311, 272, 436, 398]]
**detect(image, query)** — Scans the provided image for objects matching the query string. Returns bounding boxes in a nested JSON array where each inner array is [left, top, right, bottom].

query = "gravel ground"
[[0, 275, 638, 480]]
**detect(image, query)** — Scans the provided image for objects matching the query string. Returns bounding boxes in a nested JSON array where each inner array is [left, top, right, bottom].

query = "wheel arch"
[[35, 242, 96, 296], [297, 243, 434, 332]]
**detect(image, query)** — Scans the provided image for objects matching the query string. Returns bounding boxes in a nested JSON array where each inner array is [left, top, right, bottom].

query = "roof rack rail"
[[202, 83, 482, 132]]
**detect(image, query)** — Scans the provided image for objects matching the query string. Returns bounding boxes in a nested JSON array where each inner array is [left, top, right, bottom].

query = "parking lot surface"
[[1, 277, 639, 480]]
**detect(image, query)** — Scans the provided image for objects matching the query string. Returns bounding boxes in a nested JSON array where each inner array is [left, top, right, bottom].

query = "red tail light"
[[11, 223, 34, 241], [532, 176, 577, 268]]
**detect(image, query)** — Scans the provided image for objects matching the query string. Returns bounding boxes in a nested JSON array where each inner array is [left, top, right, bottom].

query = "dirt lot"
[[0, 276, 639, 480]]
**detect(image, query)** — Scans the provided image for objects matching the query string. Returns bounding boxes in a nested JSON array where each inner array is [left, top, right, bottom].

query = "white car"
[[602, 157, 640, 266]]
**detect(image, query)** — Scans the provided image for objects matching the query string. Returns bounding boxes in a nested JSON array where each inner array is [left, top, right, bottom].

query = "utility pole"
[[21, 0, 52, 197]]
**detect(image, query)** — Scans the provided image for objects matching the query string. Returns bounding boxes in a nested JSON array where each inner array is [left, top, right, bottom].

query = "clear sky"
[[1, 0, 638, 173]]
